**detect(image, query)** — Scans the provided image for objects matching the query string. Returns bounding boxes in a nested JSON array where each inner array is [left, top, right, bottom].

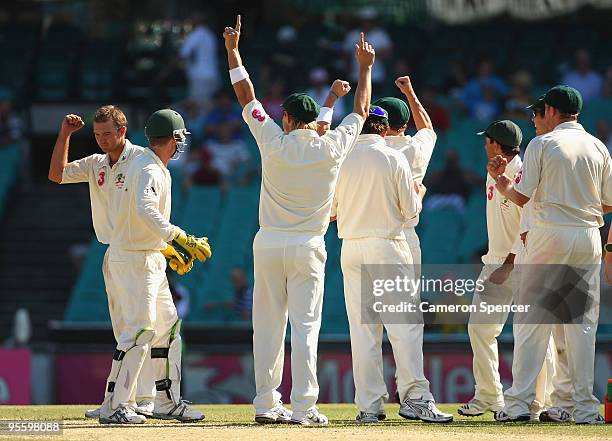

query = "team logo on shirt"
[[487, 185, 494, 200], [251, 108, 266, 122], [515, 170, 522, 184], [97, 170, 106, 187], [144, 185, 157, 196], [115, 173, 125, 189]]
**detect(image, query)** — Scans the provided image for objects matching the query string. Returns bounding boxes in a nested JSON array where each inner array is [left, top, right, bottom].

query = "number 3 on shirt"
[[487, 185, 494, 200]]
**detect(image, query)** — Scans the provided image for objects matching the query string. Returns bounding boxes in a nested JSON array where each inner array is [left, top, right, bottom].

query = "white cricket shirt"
[[333, 134, 421, 240], [242, 99, 364, 241], [516, 122, 612, 228], [386, 128, 437, 228], [485, 154, 523, 259], [61, 140, 144, 244], [109, 148, 176, 251]]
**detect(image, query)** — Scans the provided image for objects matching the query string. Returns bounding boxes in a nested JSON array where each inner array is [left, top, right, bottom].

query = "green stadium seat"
[[188, 184, 260, 321], [63, 239, 108, 322], [458, 191, 487, 262], [420, 206, 464, 264]]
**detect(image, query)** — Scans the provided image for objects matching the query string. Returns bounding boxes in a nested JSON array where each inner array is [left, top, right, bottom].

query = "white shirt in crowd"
[[61, 140, 144, 244], [386, 128, 437, 228], [207, 139, 250, 178], [516, 121, 612, 228], [110, 149, 176, 251], [485, 154, 523, 259], [180, 25, 219, 81], [242, 99, 363, 237], [561, 70, 603, 102], [333, 134, 421, 240]]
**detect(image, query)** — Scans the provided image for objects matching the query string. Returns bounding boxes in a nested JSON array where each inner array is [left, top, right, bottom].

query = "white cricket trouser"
[[550, 324, 574, 411], [103, 247, 180, 409], [404, 227, 421, 267], [341, 237, 433, 414], [504, 226, 601, 423], [251, 230, 326, 418], [103, 248, 156, 403], [468, 254, 552, 412]]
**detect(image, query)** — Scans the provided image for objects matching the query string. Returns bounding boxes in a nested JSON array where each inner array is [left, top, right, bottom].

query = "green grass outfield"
[[0, 404, 609, 441]]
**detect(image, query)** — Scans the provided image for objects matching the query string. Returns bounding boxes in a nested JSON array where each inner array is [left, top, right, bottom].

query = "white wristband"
[[317, 107, 333, 124], [229, 66, 249, 84]]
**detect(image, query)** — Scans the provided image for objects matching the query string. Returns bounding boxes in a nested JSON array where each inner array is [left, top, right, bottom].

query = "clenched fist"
[[331, 79, 351, 98], [487, 154, 508, 178], [61, 114, 85, 136], [395, 76, 414, 94]]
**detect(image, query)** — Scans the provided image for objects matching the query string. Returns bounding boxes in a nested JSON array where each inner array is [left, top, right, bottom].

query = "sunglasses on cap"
[[368, 106, 388, 119]]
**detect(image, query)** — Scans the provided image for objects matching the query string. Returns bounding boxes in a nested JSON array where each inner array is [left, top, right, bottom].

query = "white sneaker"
[[355, 411, 379, 424], [290, 408, 329, 425], [400, 398, 453, 423], [99, 406, 146, 424], [457, 398, 503, 417], [539, 407, 573, 423], [494, 410, 530, 422], [255, 401, 293, 424], [576, 414, 604, 425], [153, 399, 204, 422], [85, 406, 101, 418], [134, 400, 154, 417]]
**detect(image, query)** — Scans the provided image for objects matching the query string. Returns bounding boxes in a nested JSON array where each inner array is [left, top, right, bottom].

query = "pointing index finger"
[[236, 14, 241, 32], [360, 32, 365, 49]]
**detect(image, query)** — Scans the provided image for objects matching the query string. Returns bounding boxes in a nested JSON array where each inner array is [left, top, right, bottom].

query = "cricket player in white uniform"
[[47, 106, 193, 420], [98, 109, 211, 424], [372, 77, 440, 412], [333, 105, 452, 424], [374, 75, 436, 268], [223, 15, 373, 425], [460, 120, 523, 417], [457, 120, 551, 419], [490, 96, 572, 423], [490, 85, 611, 424]]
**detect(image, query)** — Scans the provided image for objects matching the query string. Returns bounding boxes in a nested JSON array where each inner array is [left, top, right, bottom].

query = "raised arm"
[[224, 15, 255, 108], [352, 32, 375, 119], [48, 114, 85, 183], [316, 79, 351, 136], [395, 76, 433, 131]]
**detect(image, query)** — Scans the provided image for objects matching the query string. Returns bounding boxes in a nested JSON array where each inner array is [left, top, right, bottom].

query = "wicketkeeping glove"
[[161, 243, 195, 276], [172, 228, 212, 263]]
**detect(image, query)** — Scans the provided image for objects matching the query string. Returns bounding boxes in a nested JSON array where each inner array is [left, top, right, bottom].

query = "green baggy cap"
[[282, 93, 320, 123], [544, 85, 583, 115], [526, 94, 546, 112], [477, 119, 523, 147], [372, 97, 410, 128]]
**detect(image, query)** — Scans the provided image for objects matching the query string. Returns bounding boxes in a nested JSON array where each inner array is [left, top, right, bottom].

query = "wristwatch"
[[605, 243, 612, 253]]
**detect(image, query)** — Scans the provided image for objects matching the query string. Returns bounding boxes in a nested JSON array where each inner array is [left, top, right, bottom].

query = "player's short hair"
[[94, 105, 128, 130], [487, 135, 520, 156], [148, 135, 174, 147], [361, 119, 389, 136], [390, 122, 408, 132]]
